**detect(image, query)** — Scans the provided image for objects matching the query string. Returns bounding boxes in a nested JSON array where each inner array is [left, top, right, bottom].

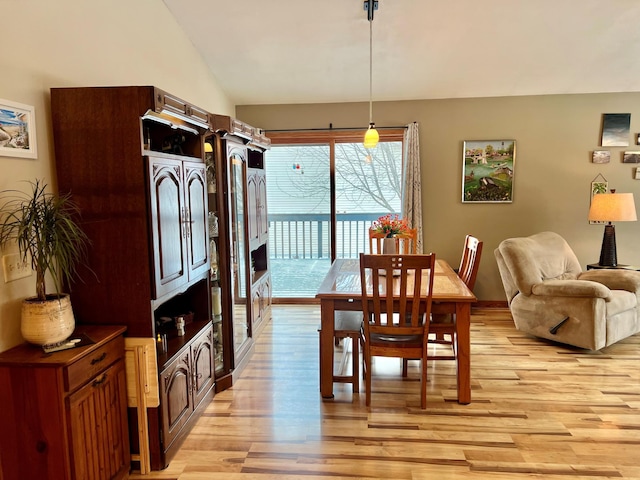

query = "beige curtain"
[[402, 122, 423, 253]]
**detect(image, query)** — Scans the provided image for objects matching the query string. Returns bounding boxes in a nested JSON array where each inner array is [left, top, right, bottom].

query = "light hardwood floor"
[[130, 305, 640, 479]]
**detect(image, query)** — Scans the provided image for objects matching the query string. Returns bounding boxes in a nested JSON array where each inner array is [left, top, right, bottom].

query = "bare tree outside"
[[336, 142, 402, 212], [267, 142, 402, 214]]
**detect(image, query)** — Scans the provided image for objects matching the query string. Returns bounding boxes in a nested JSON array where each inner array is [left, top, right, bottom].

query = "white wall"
[[0, 0, 234, 352]]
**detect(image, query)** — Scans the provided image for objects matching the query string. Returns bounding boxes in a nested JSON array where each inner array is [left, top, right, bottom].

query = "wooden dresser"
[[0, 325, 130, 480]]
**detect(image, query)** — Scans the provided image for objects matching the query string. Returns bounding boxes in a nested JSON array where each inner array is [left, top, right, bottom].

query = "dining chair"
[[359, 252, 436, 409], [429, 234, 483, 359], [368, 227, 418, 254]]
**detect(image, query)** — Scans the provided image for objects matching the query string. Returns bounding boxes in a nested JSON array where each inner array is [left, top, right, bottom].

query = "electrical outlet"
[[2, 253, 32, 283]]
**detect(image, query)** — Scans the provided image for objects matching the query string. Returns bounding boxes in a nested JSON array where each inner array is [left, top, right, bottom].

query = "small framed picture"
[[462, 140, 515, 203], [636, 133, 640, 145], [635, 168, 640, 180], [590, 180, 608, 224], [0, 99, 38, 159], [601, 113, 631, 147], [592, 150, 610, 163], [623, 151, 640, 163]]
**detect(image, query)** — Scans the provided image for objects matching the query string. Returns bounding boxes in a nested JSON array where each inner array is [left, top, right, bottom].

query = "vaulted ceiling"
[[163, 0, 640, 106]]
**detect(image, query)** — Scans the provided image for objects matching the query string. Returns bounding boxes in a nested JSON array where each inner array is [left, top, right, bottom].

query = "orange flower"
[[371, 214, 409, 238]]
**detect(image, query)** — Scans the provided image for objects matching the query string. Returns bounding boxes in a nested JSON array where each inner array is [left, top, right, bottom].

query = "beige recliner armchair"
[[495, 231, 640, 350]]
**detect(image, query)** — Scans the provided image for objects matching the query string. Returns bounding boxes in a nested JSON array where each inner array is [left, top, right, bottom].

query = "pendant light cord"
[[369, 18, 373, 124]]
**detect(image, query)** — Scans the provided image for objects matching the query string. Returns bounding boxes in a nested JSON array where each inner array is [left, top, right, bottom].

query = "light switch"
[[2, 253, 32, 283]]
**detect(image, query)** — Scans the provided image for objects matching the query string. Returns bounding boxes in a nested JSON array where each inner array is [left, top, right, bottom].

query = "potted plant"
[[371, 214, 410, 254], [0, 179, 89, 345]]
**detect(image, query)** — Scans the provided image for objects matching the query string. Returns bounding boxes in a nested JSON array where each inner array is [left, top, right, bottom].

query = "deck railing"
[[268, 213, 385, 260]]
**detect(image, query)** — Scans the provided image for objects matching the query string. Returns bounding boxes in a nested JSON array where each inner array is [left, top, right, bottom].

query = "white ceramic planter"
[[21, 294, 75, 345]]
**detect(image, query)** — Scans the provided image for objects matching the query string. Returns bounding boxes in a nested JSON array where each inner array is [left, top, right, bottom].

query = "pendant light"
[[363, 0, 379, 149]]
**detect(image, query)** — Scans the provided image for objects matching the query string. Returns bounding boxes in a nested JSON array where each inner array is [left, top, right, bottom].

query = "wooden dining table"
[[316, 258, 477, 404]]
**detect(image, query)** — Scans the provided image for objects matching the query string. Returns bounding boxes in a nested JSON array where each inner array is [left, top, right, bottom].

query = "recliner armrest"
[[578, 269, 640, 293], [531, 279, 610, 298]]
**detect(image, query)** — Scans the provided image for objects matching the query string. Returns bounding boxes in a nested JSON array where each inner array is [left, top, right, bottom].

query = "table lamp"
[[588, 191, 637, 267]]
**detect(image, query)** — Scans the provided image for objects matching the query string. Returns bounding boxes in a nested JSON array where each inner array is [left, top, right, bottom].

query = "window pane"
[[335, 141, 403, 257], [266, 145, 331, 297], [266, 140, 403, 298]]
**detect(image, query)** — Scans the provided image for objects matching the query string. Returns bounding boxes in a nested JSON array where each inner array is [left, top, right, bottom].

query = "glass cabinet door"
[[205, 137, 226, 377], [229, 147, 251, 359]]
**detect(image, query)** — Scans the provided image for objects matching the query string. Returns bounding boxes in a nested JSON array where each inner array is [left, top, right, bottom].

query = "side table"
[[586, 263, 640, 271], [0, 324, 130, 479]]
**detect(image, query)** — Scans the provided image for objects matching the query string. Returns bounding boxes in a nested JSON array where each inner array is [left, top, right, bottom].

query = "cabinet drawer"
[[64, 335, 125, 393]]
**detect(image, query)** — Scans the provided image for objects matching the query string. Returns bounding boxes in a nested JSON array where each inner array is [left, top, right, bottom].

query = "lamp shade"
[[588, 193, 637, 223], [364, 124, 379, 149]]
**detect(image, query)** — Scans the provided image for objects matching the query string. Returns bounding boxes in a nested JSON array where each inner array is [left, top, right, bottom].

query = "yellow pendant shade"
[[364, 124, 379, 149]]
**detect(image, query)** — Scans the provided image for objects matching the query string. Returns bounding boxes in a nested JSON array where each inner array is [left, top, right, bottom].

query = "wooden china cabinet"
[[51, 86, 214, 471], [49, 86, 272, 472], [209, 115, 272, 384]]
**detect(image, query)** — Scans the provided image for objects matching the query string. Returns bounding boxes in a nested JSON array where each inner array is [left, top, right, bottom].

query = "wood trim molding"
[[267, 128, 405, 144]]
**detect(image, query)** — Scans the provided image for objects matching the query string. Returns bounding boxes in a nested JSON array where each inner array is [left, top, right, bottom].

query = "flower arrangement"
[[371, 214, 410, 238]]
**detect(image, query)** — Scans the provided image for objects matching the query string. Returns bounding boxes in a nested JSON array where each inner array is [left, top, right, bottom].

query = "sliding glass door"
[[266, 144, 331, 298], [266, 130, 404, 299]]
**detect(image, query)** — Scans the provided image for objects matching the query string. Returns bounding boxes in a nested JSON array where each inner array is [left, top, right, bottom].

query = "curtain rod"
[[265, 124, 408, 133]]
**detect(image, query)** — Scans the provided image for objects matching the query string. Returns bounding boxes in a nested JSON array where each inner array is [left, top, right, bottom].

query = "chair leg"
[[317, 328, 323, 393], [421, 357, 427, 409], [453, 331, 458, 357], [364, 350, 371, 407], [351, 335, 360, 393], [402, 359, 408, 377]]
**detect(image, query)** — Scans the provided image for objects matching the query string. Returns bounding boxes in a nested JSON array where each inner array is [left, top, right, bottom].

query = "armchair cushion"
[[531, 279, 610, 299], [495, 231, 640, 350], [579, 269, 640, 293]]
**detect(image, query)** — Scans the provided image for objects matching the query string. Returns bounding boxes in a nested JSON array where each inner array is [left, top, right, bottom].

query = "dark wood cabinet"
[[147, 156, 209, 299], [158, 324, 213, 452], [51, 86, 215, 471], [191, 324, 215, 406], [50, 86, 271, 471], [159, 349, 191, 450], [247, 167, 268, 248], [251, 274, 272, 332], [209, 129, 272, 380], [0, 326, 129, 480]]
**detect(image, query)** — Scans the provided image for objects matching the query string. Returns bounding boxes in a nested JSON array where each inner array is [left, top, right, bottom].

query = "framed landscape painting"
[[462, 140, 515, 203], [0, 99, 37, 159]]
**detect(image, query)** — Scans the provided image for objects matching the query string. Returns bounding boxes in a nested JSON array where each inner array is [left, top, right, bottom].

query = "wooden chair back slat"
[[457, 235, 483, 290], [368, 227, 418, 254]]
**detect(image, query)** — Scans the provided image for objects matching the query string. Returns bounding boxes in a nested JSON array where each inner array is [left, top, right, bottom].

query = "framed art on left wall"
[[0, 99, 38, 159]]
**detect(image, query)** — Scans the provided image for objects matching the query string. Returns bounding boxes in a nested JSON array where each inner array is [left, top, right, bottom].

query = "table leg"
[[320, 299, 335, 398], [455, 302, 471, 404]]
